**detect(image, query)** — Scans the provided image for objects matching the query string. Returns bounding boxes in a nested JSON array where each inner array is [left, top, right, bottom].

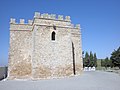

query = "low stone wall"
[[0, 67, 8, 80]]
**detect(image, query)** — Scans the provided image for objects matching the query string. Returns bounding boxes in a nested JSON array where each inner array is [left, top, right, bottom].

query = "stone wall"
[[32, 26, 73, 79], [8, 12, 83, 80], [8, 31, 32, 79], [71, 28, 83, 75]]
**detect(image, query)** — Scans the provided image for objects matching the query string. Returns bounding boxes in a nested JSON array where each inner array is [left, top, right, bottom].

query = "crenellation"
[[34, 12, 40, 18], [20, 19, 25, 24], [10, 17, 79, 30], [41, 13, 45, 18], [58, 15, 64, 20], [40, 14, 44, 18], [65, 16, 71, 22], [48, 14, 51, 19], [33, 12, 72, 22], [10, 18, 16, 24], [28, 20, 33, 25], [75, 24, 80, 29], [44, 13, 49, 18], [50, 14, 56, 19]]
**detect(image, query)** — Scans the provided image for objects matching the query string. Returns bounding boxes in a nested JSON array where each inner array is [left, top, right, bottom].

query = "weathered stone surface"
[[10, 18, 16, 24], [20, 19, 25, 24], [8, 31, 32, 79], [8, 12, 83, 80], [10, 24, 33, 31]]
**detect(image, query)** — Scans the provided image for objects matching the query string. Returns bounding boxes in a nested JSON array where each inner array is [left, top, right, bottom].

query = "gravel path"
[[0, 71, 120, 90]]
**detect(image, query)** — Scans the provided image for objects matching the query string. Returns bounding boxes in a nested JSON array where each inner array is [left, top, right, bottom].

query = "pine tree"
[[110, 47, 120, 69], [93, 53, 97, 67], [104, 57, 109, 69], [89, 51, 94, 67], [101, 59, 105, 67], [84, 52, 90, 67]]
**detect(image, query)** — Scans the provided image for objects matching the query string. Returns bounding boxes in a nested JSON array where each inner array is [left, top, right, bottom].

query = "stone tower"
[[8, 12, 83, 80]]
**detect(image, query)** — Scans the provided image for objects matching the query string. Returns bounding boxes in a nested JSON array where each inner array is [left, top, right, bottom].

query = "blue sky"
[[0, 0, 120, 66]]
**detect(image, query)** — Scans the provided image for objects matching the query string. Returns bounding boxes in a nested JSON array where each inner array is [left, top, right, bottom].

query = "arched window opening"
[[52, 31, 55, 40], [53, 25, 56, 30]]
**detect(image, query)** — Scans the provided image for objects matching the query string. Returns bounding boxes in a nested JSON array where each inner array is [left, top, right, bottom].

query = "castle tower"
[[8, 12, 83, 80]]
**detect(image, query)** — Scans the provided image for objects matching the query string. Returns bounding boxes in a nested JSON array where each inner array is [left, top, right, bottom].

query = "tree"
[[104, 57, 110, 69], [110, 47, 120, 69], [83, 52, 90, 67], [101, 59, 105, 67], [83, 51, 98, 67], [101, 57, 113, 69], [89, 51, 94, 67], [93, 53, 97, 67]]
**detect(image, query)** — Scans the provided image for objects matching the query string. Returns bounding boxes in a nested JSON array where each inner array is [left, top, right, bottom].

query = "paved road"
[[0, 71, 120, 90]]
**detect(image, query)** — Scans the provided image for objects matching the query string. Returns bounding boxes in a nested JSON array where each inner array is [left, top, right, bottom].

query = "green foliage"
[[83, 52, 90, 67], [89, 51, 94, 67], [110, 47, 120, 68], [83, 47, 120, 69], [101, 57, 113, 68], [83, 51, 97, 67], [104, 57, 111, 68], [93, 53, 97, 67], [101, 59, 105, 67]]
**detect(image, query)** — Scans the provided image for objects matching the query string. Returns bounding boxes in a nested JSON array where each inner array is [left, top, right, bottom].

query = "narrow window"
[[52, 31, 55, 40], [53, 25, 56, 30]]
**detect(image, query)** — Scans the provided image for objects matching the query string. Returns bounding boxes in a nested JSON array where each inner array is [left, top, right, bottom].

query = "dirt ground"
[[0, 71, 120, 90]]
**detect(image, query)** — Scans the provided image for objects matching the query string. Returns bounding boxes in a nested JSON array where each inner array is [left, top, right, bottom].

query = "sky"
[[0, 0, 120, 66]]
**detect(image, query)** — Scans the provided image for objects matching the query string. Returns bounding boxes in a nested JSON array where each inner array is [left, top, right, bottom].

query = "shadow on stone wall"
[[0, 67, 8, 81]]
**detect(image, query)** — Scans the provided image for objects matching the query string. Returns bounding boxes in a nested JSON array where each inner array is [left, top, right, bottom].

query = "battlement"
[[34, 12, 71, 22], [71, 24, 80, 29], [10, 12, 80, 30], [10, 18, 33, 25]]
